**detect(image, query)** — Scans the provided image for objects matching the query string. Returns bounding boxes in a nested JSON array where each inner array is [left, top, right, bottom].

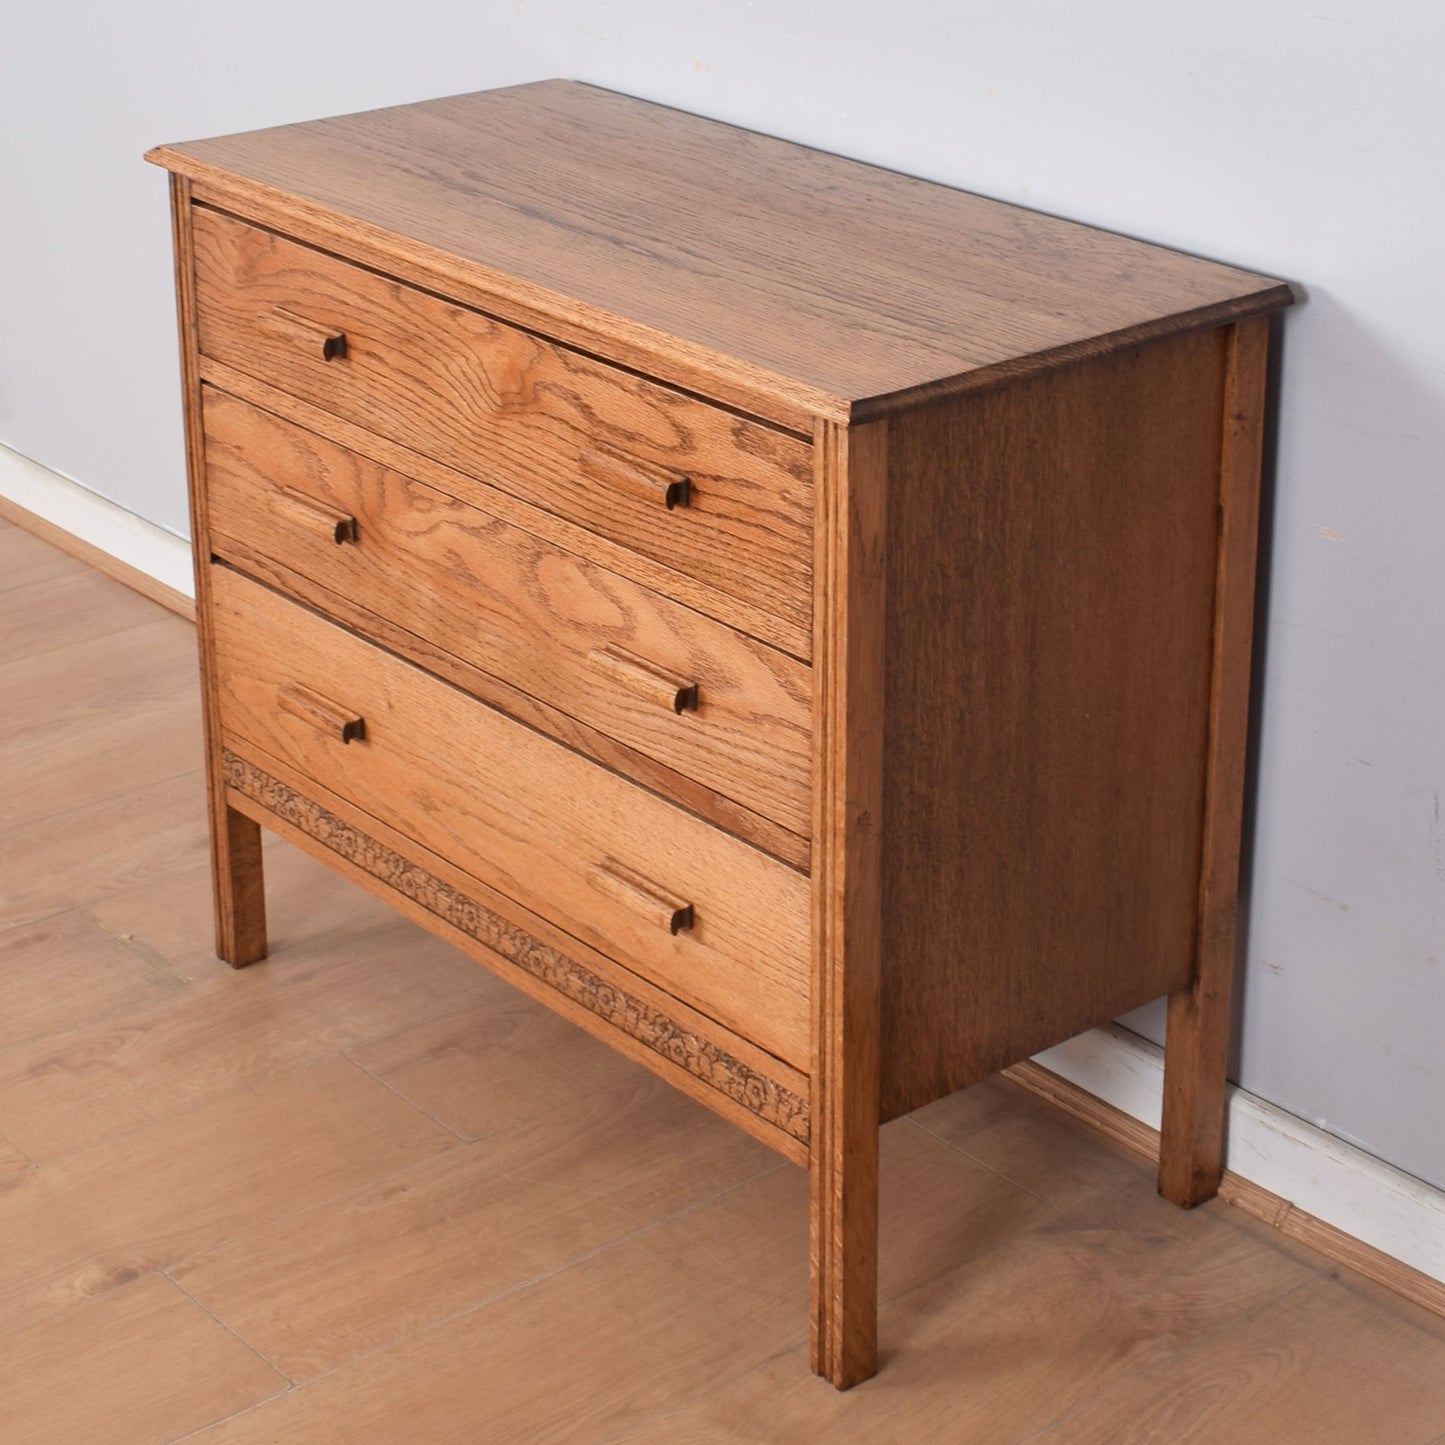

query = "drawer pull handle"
[[277, 487, 359, 545], [260, 307, 348, 362], [589, 859, 694, 935], [579, 447, 691, 510], [278, 683, 366, 744], [588, 645, 699, 714]]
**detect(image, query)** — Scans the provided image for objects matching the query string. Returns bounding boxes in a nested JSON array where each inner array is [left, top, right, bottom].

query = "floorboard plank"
[[0, 770, 210, 933], [0, 1273, 284, 1445], [0, 908, 184, 1053], [0, 564, 165, 665], [0, 518, 89, 596], [613, 1183, 1316, 1443], [1036, 1272, 1445, 1443], [175, 1073, 781, 1381], [0, 1056, 455, 1338], [0, 618, 201, 827], [0, 902, 501, 1161]]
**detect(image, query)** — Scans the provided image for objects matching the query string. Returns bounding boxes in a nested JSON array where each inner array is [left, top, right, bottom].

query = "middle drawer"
[[211, 566, 812, 1069], [203, 388, 812, 841]]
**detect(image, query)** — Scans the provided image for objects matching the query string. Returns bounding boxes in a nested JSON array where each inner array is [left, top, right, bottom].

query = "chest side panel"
[[879, 328, 1230, 1117]]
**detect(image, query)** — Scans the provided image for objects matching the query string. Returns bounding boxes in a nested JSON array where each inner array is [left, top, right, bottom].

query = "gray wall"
[[3, 2, 1440, 1188]]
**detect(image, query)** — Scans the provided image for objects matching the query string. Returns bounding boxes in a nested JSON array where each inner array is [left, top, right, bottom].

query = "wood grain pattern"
[[0, 1274, 283, 1445], [210, 567, 811, 1068], [186, 1165, 817, 1444], [878, 330, 1229, 1119], [147, 82, 1291, 424], [0, 890, 498, 1165], [0, 910, 182, 1056], [172, 1077, 778, 1382], [0, 1056, 454, 1339], [1010, 1055, 1445, 1325], [0, 616, 199, 830], [0, 560, 167, 670], [0, 516, 86, 595], [614, 1180, 1330, 1444], [169, 175, 267, 966], [809, 419, 888, 1388], [0, 768, 208, 936], [1035, 1273, 1445, 1443], [1218, 1173, 1445, 1324], [1159, 317, 1270, 1209], [196, 358, 811, 660], [202, 387, 812, 837], [219, 537, 808, 869], [222, 748, 810, 1152], [346, 994, 651, 1145], [191, 207, 814, 639]]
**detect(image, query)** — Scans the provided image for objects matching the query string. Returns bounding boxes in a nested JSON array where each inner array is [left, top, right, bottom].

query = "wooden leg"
[[1159, 959, 1233, 1206], [166, 173, 269, 971], [1158, 316, 1270, 1208], [212, 802, 268, 967], [809, 1092, 879, 1387], [809, 419, 887, 1387]]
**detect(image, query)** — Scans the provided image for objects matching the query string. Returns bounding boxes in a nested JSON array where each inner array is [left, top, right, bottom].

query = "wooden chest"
[[147, 81, 1291, 1387]]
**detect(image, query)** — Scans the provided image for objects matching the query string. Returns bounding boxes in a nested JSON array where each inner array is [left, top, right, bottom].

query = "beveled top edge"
[[148, 80, 1293, 424]]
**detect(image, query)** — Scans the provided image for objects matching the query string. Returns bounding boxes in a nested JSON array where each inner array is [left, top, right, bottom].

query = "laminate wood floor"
[[2, 516, 1444, 1444]]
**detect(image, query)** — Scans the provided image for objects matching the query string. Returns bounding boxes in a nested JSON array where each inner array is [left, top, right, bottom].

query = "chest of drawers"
[[148, 81, 1291, 1387]]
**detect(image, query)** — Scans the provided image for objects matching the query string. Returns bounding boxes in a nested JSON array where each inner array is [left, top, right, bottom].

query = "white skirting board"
[[0, 441, 194, 600], [4, 441, 1441, 1292], [1037, 1024, 1445, 1287]]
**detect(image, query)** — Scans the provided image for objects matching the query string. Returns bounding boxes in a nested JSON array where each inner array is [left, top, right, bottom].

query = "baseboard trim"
[[1008, 1026, 1445, 1320], [0, 443, 195, 620]]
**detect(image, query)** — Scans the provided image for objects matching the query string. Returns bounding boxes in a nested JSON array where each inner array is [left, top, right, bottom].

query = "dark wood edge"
[[849, 290, 1295, 423], [1159, 315, 1270, 1206], [171, 174, 269, 966], [809, 417, 888, 1388], [222, 747, 811, 1156]]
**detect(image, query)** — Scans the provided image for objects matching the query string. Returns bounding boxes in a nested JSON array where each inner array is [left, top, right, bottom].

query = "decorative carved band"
[[223, 750, 810, 1145]]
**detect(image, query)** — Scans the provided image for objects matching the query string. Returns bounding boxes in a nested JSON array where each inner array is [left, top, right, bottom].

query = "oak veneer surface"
[[190, 207, 815, 637], [201, 387, 813, 839], [210, 567, 811, 1069], [879, 329, 1225, 1117], [147, 80, 1290, 418]]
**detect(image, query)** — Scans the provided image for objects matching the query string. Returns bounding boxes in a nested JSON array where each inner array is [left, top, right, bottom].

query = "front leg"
[[809, 1046, 880, 1387], [211, 798, 268, 966], [809, 417, 887, 1388]]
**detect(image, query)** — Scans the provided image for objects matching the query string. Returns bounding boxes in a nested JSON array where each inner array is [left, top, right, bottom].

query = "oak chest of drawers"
[[148, 81, 1291, 1387]]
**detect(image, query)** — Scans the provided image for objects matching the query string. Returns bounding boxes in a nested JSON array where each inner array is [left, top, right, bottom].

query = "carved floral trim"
[[223, 750, 810, 1145]]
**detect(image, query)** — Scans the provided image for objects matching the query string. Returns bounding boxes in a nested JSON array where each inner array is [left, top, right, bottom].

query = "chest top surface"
[[148, 80, 1291, 420]]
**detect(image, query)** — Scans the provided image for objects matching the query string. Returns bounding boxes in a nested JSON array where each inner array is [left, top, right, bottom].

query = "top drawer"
[[190, 207, 814, 649]]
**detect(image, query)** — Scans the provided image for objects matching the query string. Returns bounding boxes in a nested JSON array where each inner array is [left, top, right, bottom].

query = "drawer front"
[[210, 566, 811, 1068], [203, 388, 813, 839], [191, 207, 814, 644]]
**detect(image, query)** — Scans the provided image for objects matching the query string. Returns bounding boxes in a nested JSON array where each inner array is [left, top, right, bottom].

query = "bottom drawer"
[[209, 566, 811, 1069]]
